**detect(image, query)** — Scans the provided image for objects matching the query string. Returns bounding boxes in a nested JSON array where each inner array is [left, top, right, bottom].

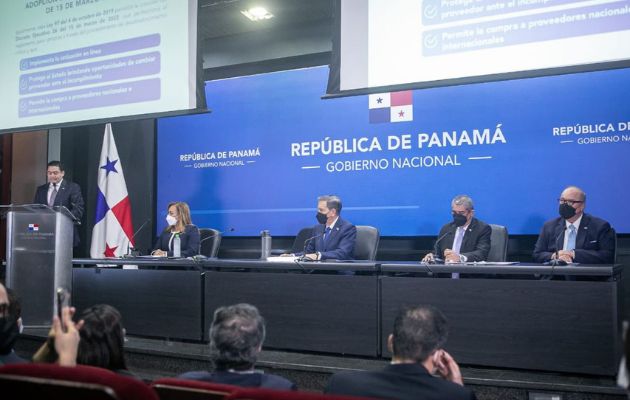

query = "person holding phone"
[[326, 305, 476, 400], [52, 305, 83, 367], [152, 201, 200, 258]]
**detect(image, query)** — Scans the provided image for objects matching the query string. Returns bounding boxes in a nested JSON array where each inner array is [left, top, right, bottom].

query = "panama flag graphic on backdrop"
[[90, 123, 134, 258], [368, 90, 413, 123]]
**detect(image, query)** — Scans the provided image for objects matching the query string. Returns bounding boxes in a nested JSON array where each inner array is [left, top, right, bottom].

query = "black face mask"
[[0, 316, 19, 355], [452, 213, 467, 227], [559, 203, 577, 220], [316, 212, 328, 224]]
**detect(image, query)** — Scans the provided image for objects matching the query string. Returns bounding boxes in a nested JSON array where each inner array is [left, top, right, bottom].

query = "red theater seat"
[[226, 387, 375, 400], [151, 377, 240, 400], [0, 363, 158, 400]]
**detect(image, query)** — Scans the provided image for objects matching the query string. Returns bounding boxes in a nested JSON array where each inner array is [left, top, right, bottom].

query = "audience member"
[[0, 283, 26, 365], [326, 305, 477, 400], [178, 303, 296, 390], [53, 305, 83, 367], [76, 304, 136, 377]]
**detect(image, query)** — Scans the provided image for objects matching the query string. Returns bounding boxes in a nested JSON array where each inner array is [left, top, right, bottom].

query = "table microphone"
[[430, 230, 453, 264], [124, 218, 151, 258], [547, 226, 568, 277], [191, 228, 234, 260], [298, 233, 324, 262]]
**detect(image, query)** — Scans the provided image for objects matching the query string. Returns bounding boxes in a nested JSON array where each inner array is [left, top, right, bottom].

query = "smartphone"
[[56, 287, 70, 332]]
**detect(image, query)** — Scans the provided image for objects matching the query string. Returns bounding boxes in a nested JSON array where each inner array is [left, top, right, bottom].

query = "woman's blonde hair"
[[167, 201, 193, 232]]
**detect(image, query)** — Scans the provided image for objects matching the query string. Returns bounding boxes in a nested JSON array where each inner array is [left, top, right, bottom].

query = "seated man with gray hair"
[[422, 194, 491, 264], [178, 303, 296, 390]]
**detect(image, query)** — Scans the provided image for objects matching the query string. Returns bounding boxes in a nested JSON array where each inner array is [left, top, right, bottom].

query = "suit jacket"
[[435, 218, 491, 262], [34, 180, 85, 247], [153, 224, 200, 257], [302, 217, 357, 260], [178, 370, 296, 390], [532, 213, 615, 264], [325, 363, 477, 400]]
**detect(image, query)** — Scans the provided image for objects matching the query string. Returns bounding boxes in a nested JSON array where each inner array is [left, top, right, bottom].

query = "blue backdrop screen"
[[157, 66, 630, 236]]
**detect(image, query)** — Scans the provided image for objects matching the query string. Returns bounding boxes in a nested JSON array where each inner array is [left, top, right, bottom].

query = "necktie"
[[566, 224, 577, 251], [49, 184, 58, 207], [451, 227, 465, 279], [452, 227, 464, 254], [323, 227, 332, 242]]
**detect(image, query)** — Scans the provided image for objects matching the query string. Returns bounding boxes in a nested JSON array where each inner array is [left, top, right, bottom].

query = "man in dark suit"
[[326, 305, 477, 400], [533, 186, 615, 264], [33, 161, 85, 247], [178, 303, 296, 390], [422, 195, 491, 264], [297, 195, 356, 260]]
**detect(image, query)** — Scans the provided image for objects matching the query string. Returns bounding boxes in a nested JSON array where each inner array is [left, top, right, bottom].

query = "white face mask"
[[166, 215, 177, 226]]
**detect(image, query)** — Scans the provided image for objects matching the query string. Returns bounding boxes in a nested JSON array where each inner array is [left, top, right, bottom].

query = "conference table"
[[72, 258, 625, 375]]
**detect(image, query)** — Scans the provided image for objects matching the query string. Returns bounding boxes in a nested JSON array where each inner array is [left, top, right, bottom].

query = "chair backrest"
[[152, 377, 238, 400], [353, 225, 380, 260], [0, 374, 118, 400], [226, 387, 373, 400], [0, 363, 158, 400], [200, 228, 222, 258], [291, 227, 314, 253], [487, 224, 508, 262], [612, 227, 618, 264]]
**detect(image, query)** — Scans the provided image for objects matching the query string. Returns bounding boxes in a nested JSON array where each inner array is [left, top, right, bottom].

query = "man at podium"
[[33, 161, 85, 247]]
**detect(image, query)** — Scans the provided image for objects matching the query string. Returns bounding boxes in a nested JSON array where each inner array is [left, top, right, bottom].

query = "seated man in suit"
[[291, 195, 357, 261], [533, 186, 615, 264], [178, 303, 295, 390], [33, 160, 85, 247], [326, 305, 477, 400], [422, 195, 491, 264]]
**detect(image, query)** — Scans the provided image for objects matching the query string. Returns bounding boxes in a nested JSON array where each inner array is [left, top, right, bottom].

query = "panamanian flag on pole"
[[90, 123, 134, 258]]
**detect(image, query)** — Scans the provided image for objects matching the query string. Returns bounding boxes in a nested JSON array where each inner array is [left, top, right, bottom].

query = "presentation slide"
[[157, 66, 630, 237], [339, 0, 630, 91], [0, 0, 198, 132]]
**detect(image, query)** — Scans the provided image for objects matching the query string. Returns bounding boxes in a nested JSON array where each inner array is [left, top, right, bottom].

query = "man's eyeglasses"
[[452, 210, 470, 216], [558, 198, 584, 206]]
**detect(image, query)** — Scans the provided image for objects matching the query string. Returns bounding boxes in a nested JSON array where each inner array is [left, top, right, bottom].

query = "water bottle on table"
[[173, 233, 181, 257], [261, 230, 272, 260]]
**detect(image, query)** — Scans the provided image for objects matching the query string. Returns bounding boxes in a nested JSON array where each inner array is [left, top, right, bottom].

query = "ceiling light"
[[241, 7, 273, 21]]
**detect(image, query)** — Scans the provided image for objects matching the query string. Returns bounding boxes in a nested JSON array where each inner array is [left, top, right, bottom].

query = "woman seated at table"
[[152, 201, 200, 257]]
